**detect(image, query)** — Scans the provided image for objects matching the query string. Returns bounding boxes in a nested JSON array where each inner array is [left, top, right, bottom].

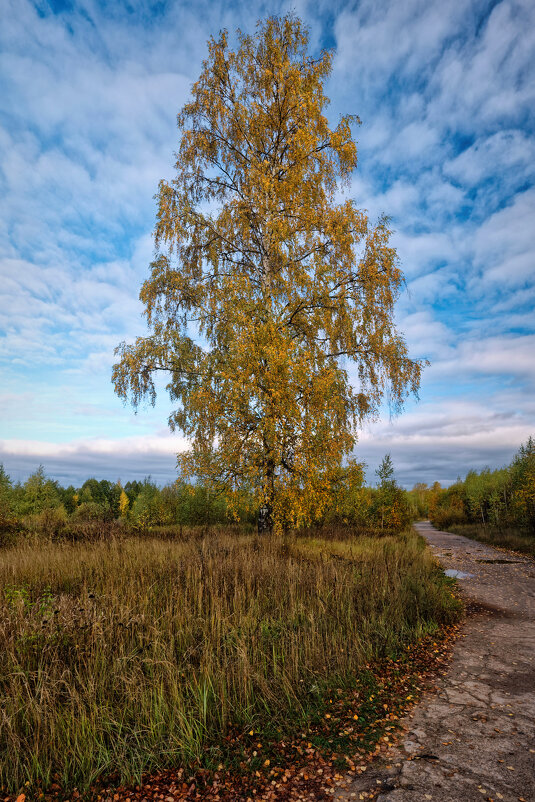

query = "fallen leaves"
[[2, 627, 461, 802]]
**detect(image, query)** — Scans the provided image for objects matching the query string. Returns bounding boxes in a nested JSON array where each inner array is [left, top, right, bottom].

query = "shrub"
[[72, 501, 112, 522]]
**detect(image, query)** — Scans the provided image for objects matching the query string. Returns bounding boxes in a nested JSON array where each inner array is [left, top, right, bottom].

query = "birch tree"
[[112, 15, 424, 533]]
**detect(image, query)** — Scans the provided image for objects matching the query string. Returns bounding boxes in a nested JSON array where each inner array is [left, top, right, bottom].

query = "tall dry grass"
[[0, 528, 459, 792]]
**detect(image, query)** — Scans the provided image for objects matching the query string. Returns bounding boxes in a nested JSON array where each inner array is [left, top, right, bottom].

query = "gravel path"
[[338, 521, 535, 802]]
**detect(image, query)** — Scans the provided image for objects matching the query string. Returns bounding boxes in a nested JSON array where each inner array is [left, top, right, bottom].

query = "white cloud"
[[0, 431, 187, 485], [470, 188, 535, 287], [427, 0, 535, 133], [0, 0, 533, 491], [0, 432, 185, 459], [392, 230, 461, 276], [396, 309, 455, 360], [333, 0, 469, 89], [445, 130, 535, 187], [357, 396, 534, 487]]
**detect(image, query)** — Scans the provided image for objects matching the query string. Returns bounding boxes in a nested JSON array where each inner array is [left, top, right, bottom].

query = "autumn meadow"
[[2, 10, 534, 802]]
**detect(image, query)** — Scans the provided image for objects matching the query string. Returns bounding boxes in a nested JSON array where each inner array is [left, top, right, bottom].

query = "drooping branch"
[[112, 14, 425, 533]]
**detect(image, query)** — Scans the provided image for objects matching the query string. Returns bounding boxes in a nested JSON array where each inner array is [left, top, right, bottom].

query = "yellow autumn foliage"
[[119, 489, 129, 517], [112, 15, 423, 532]]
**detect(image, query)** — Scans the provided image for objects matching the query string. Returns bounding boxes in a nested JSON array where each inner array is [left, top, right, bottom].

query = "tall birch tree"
[[112, 15, 424, 533]]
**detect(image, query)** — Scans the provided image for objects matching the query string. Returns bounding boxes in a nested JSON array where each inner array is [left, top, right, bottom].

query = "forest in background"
[[1, 437, 533, 546], [0, 454, 414, 541], [413, 436, 535, 555]]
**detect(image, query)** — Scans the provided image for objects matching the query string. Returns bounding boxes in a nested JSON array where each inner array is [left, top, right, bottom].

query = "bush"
[[25, 506, 68, 537], [72, 501, 112, 522]]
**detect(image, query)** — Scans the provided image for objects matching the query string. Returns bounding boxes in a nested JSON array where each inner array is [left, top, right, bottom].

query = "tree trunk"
[[257, 504, 273, 534], [258, 457, 275, 534]]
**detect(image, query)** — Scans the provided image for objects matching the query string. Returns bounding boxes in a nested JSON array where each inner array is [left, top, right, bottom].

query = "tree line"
[[0, 455, 415, 539], [3, 439, 531, 540], [409, 436, 535, 535], [0, 466, 234, 534]]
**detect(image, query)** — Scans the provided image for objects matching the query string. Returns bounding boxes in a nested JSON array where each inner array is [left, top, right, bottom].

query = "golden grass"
[[0, 528, 459, 792]]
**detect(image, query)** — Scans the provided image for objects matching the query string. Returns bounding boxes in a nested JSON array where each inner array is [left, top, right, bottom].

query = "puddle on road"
[[444, 569, 474, 579]]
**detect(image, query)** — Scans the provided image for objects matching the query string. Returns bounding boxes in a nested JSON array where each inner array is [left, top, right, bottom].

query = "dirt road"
[[339, 521, 535, 802]]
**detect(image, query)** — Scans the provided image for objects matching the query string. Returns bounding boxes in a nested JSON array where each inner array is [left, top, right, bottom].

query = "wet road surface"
[[338, 521, 535, 802]]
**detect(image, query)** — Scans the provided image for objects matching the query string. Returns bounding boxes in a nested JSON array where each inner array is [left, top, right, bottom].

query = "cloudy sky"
[[1, 0, 534, 488]]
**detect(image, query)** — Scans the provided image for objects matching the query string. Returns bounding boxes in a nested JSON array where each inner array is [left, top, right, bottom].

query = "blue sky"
[[1, 0, 534, 488]]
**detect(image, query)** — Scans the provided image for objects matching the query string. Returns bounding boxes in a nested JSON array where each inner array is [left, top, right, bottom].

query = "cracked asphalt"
[[337, 521, 535, 802]]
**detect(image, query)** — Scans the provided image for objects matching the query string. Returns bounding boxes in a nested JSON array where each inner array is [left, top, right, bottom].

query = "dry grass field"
[[0, 528, 460, 793]]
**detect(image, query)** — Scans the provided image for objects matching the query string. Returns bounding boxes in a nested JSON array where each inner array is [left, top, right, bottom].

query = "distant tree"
[[511, 435, 535, 532], [130, 478, 162, 528], [98, 480, 114, 508], [124, 480, 144, 507], [76, 478, 123, 517], [0, 464, 12, 500], [112, 15, 423, 533], [108, 481, 122, 518], [73, 502, 111, 522], [78, 482, 95, 505], [79, 479, 106, 507], [408, 482, 429, 518], [0, 464, 15, 527], [324, 460, 366, 527], [19, 466, 61, 516], [58, 484, 78, 515], [376, 454, 395, 489], [372, 454, 410, 533], [464, 469, 488, 524], [119, 488, 130, 517]]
